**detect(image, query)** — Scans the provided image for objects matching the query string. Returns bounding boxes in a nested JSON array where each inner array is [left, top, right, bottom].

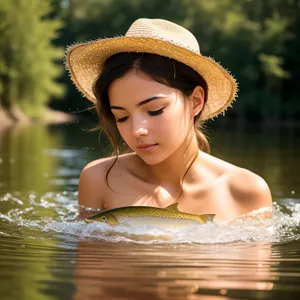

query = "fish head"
[[84, 211, 119, 225]]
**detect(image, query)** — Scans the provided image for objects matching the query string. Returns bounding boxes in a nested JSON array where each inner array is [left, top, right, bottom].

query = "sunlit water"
[[0, 122, 300, 299]]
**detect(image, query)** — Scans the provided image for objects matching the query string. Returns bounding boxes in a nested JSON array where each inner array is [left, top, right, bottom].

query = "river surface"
[[0, 121, 299, 300]]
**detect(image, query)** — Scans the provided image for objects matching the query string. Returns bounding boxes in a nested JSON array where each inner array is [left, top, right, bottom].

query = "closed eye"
[[116, 116, 128, 123], [116, 108, 165, 123], [148, 108, 165, 116]]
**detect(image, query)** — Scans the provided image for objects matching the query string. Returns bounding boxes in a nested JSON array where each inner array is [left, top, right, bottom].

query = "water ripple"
[[1, 192, 300, 299]]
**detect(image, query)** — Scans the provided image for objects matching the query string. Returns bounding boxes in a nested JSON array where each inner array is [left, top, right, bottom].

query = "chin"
[[139, 156, 163, 166], [138, 152, 170, 166]]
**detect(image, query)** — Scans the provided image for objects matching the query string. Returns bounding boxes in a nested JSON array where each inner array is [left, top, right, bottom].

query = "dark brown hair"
[[92, 52, 210, 189]]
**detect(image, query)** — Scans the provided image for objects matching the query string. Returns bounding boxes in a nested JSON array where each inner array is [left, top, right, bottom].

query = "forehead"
[[108, 70, 176, 105]]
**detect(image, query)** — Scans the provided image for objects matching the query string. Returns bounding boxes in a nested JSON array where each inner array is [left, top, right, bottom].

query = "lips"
[[137, 143, 158, 149], [137, 144, 158, 149]]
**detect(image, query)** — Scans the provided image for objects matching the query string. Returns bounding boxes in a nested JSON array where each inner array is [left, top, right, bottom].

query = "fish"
[[84, 203, 215, 230]]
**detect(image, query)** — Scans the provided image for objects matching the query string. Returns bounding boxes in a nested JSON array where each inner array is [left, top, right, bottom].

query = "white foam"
[[1, 192, 299, 244]]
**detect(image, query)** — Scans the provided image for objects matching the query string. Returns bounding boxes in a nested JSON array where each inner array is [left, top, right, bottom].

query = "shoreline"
[[0, 107, 78, 132]]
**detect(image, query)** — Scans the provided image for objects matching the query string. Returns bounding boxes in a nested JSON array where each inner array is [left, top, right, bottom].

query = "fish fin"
[[200, 214, 215, 223], [165, 203, 180, 212]]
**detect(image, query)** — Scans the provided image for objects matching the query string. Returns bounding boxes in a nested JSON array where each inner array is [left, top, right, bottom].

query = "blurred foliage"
[[51, 0, 300, 123], [0, 0, 299, 123], [0, 0, 64, 118]]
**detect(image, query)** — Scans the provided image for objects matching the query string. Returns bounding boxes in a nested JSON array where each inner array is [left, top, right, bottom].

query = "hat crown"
[[125, 18, 201, 54], [66, 18, 237, 120]]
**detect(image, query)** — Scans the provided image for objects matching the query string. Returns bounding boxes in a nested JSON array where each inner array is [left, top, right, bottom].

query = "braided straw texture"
[[65, 18, 238, 120]]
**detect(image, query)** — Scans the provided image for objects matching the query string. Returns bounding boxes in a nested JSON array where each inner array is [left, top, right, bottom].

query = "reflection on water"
[[74, 241, 277, 300], [0, 125, 63, 193], [1, 190, 300, 299], [0, 122, 300, 299]]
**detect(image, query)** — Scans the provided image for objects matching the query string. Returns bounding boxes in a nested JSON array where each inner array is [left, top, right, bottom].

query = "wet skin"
[[78, 71, 272, 222]]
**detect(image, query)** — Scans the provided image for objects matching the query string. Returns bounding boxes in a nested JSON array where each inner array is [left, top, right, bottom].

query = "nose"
[[132, 118, 148, 138]]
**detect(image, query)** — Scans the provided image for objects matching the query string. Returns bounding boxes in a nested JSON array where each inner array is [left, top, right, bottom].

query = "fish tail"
[[200, 214, 215, 223]]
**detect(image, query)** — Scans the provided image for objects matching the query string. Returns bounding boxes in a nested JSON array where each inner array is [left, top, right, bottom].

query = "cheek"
[[116, 123, 130, 137], [115, 124, 132, 146], [158, 109, 190, 137]]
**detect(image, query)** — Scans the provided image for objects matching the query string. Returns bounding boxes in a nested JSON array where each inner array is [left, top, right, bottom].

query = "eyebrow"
[[110, 96, 164, 110]]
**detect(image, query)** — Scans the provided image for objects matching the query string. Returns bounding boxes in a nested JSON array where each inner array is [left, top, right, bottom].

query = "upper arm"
[[228, 168, 273, 216], [78, 159, 108, 218]]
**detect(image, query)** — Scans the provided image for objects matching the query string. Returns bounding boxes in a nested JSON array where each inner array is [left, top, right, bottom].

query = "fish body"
[[84, 203, 214, 230]]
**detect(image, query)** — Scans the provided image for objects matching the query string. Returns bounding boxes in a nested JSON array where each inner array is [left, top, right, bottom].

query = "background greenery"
[[0, 0, 299, 123]]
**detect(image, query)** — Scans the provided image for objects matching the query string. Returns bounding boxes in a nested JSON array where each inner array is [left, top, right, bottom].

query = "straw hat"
[[65, 18, 238, 120]]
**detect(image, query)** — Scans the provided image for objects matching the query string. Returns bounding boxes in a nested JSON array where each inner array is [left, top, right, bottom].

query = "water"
[[0, 122, 300, 299]]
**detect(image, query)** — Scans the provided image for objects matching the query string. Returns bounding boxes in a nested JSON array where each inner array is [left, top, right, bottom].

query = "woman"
[[66, 18, 272, 222]]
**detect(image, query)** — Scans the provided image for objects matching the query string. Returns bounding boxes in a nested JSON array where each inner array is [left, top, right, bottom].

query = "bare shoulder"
[[227, 167, 273, 213], [78, 157, 113, 210], [78, 153, 136, 210], [200, 151, 272, 216]]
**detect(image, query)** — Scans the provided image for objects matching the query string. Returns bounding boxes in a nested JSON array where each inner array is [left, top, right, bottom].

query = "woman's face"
[[108, 70, 195, 165]]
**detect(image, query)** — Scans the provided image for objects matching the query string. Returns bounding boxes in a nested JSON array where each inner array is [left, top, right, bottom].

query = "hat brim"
[[66, 36, 237, 120]]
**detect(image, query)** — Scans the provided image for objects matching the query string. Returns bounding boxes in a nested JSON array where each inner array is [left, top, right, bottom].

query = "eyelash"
[[148, 108, 164, 116], [116, 108, 165, 123]]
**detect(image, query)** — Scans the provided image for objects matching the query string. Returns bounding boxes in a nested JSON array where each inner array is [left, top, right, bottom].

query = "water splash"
[[0, 192, 299, 244]]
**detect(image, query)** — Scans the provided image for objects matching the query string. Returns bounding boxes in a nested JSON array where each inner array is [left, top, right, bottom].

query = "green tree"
[[54, 0, 300, 123], [0, 0, 64, 118]]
